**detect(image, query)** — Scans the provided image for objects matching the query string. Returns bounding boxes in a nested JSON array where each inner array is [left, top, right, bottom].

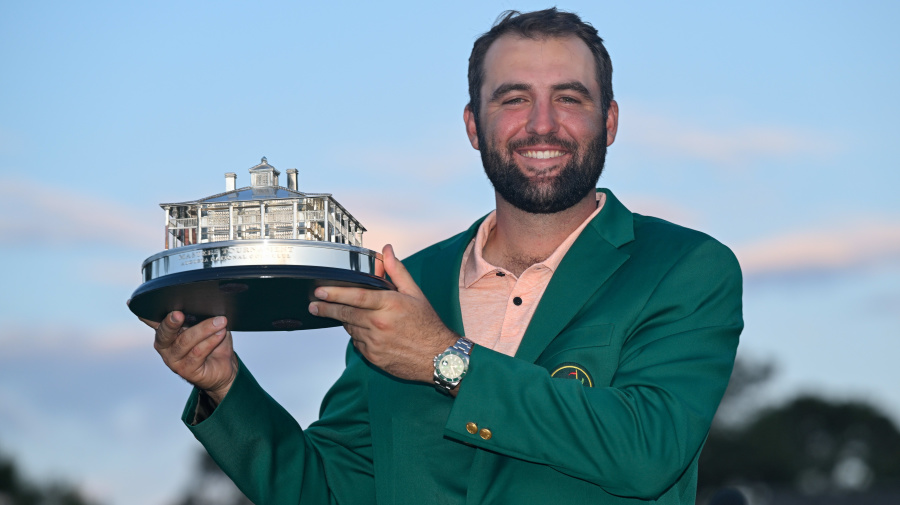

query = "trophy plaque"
[[128, 157, 394, 331]]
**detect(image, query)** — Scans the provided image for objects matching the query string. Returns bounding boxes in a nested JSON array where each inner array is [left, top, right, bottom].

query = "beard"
[[478, 127, 607, 214]]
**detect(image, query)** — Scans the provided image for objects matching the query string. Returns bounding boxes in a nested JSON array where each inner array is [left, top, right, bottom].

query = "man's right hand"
[[140, 311, 238, 405]]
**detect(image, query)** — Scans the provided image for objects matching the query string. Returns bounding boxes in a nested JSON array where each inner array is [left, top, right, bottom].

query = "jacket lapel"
[[514, 189, 635, 363]]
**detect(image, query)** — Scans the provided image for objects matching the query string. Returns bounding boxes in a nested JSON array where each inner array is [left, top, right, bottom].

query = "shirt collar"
[[462, 192, 606, 288]]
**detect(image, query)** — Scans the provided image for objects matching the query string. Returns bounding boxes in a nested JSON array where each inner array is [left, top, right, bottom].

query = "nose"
[[525, 99, 559, 136]]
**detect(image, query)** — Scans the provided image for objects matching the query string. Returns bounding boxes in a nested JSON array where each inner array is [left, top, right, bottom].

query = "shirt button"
[[479, 428, 492, 440], [466, 422, 478, 434], [513, 296, 522, 306]]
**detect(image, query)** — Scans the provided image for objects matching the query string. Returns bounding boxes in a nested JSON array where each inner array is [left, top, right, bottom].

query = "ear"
[[605, 100, 619, 147], [463, 105, 480, 150]]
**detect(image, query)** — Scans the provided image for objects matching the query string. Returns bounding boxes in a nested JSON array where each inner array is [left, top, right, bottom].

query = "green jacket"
[[184, 189, 743, 504]]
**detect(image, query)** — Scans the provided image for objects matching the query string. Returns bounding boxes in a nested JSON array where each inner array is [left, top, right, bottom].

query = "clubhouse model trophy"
[[128, 157, 394, 331]]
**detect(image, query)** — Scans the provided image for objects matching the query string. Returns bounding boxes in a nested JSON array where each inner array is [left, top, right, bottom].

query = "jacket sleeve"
[[443, 238, 743, 499], [183, 345, 375, 505]]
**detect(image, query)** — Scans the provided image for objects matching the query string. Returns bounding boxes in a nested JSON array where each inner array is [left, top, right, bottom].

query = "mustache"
[[508, 134, 578, 152]]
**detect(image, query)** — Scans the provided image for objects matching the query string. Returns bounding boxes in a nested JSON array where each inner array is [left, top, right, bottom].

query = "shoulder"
[[628, 213, 741, 276], [615, 214, 743, 333]]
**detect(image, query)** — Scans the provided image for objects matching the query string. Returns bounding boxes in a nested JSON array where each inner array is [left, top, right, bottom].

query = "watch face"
[[437, 352, 467, 382]]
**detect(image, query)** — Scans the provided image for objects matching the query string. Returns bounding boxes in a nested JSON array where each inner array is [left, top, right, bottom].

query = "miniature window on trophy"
[[128, 157, 394, 332]]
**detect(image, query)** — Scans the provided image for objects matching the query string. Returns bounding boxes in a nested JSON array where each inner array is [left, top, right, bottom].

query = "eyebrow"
[[489, 83, 532, 103], [488, 81, 595, 103], [552, 81, 594, 102]]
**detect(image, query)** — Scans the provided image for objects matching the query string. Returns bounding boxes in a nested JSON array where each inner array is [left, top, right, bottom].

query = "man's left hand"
[[309, 244, 458, 384]]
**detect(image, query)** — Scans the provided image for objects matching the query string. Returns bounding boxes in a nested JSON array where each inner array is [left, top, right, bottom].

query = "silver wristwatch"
[[433, 336, 473, 393]]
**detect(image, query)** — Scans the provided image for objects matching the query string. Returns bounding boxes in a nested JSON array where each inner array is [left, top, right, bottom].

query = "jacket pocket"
[[541, 323, 614, 359], [537, 324, 616, 387]]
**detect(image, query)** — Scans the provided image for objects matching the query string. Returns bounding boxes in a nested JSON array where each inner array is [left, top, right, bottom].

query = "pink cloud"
[[0, 321, 148, 358], [735, 221, 900, 276], [0, 177, 158, 251], [625, 112, 839, 166]]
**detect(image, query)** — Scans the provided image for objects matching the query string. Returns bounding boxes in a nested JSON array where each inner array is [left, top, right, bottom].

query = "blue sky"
[[1, 1, 899, 504]]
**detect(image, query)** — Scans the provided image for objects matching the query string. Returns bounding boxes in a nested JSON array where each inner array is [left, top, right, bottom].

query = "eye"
[[502, 96, 527, 105], [558, 96, 581, 104]]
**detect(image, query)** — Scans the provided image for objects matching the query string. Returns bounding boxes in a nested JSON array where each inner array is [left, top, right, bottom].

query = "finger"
[[181, 328, 228, 368], [382, 244, 423, 297], [154, 312, 186, 348], [163, 315, 227, 359], [313, 285, 383, 310], [309, 300, 367, 328]]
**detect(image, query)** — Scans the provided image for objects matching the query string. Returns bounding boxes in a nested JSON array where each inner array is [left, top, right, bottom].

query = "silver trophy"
[[128, 157, 394, 331]]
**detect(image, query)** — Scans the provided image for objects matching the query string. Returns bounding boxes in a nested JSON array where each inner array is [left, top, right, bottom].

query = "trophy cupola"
[[249, 156, 281, 188]]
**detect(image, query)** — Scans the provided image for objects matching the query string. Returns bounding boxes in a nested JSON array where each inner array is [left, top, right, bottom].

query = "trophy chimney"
[[225, 172, 237, 191], [286, 169, 298, 191]]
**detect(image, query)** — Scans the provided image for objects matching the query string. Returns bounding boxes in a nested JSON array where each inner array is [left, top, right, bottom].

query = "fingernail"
[[215, 329, 226, 337], [315, 288, 327, 300], [213, 316, 225, 328], [308, 303, 319, 316], [170, 313, 177, 323]]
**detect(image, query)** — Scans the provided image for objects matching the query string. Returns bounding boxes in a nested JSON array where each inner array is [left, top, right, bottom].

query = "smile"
[[520, 150, 566, 159]]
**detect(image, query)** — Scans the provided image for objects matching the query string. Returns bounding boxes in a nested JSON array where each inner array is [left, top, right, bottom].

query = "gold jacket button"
[[466, 422, 478, 434], [479, 428, 492, 440]]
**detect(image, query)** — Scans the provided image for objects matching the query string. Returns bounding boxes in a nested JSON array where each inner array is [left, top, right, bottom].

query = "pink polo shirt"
[[459, 192, 606, 356]]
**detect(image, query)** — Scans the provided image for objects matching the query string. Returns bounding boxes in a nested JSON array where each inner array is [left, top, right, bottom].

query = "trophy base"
[[128, 265, 394, 332]]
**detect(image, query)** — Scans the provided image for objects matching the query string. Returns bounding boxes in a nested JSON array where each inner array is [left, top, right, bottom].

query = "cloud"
[[0, 320, 148, 358], [624, 112, 840, 166], [735, 220, 900, 278], [0, 177, 158, 251]]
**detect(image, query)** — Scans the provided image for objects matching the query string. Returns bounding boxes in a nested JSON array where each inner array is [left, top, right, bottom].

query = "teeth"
[[522, 150, 564, 159]]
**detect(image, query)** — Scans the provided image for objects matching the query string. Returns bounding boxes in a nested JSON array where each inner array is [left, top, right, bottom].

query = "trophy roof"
[[159, 187, 333, 206]]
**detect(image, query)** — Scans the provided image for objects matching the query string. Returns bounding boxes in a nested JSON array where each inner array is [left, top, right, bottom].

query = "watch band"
[[450, 335, 473, 356]]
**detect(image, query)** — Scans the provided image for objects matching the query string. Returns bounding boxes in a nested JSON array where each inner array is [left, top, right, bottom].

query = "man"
[[146, 8, 743, 504]]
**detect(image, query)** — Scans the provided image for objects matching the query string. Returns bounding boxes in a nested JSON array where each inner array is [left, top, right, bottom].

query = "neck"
[[482, 190, 597, 276]]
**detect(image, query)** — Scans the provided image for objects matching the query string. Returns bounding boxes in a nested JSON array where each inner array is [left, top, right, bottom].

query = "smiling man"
[[473, 34, 613, 216], [148, 8, 743, 505]]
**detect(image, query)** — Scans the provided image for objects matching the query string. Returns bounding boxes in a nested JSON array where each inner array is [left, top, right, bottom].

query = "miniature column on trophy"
[[128, 157, 393, 331]]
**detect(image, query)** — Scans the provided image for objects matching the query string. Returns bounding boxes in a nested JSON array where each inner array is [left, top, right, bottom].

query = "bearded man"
[[148, 8, 743, 505]]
